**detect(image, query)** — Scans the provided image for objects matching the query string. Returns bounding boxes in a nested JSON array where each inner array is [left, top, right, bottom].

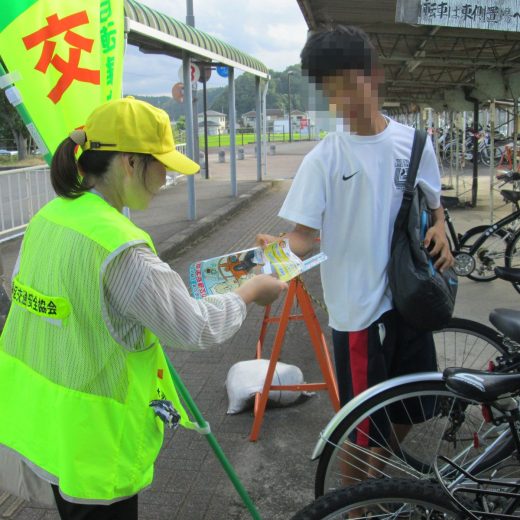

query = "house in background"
[[242, 109, 311, 133], [242, 109, 284, 131], [198, 110, 227, 135]]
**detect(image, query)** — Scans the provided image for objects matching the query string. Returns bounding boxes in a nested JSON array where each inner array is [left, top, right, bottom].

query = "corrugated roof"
[[296, 0, 520, 108], [124, 0, 269, 78]]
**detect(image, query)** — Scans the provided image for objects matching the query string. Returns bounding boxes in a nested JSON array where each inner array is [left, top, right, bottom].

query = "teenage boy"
[[257, 24, 454, 483]]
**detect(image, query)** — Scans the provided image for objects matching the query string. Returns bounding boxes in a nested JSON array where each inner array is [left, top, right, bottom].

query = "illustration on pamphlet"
[[189, 240, 327, 298]]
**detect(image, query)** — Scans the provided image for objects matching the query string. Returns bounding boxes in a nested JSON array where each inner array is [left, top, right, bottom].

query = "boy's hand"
[[256, 233, 280, 248], [424, 224, 454, 272]]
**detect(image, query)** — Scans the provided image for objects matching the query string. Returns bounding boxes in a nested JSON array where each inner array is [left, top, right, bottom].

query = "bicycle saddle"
[[443, 367, 520, 402], [494, 267, 520, 284], [500, 189, 520, 205], [489, 308, 520, 343]]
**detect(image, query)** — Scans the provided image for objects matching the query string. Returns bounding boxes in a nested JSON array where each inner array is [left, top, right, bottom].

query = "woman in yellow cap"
[[0, 97, 286, 520]]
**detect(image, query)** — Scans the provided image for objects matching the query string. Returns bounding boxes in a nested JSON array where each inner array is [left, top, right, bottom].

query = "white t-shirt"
[[279, 117, 441, 331]]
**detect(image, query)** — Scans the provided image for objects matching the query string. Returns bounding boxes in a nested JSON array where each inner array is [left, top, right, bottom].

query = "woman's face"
[[123, 156, 166, 210]]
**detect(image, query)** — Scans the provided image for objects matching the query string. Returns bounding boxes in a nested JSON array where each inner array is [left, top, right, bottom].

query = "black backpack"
[[388, 130, 458, 331]]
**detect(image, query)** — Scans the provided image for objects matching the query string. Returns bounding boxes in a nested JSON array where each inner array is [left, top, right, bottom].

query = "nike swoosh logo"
[[342, 171, 359, 181]]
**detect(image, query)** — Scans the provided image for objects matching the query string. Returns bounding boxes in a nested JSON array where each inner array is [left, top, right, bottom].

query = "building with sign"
[[242, 109, 310, 132]]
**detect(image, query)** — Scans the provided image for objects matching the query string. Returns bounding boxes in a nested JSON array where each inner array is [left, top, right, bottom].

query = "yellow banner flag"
[[0, 0, 124, 160]]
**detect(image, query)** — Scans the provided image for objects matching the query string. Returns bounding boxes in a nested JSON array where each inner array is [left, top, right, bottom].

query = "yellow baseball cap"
[[81, 97, 199, 175]]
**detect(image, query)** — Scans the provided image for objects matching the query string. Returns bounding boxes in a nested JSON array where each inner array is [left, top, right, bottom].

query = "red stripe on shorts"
[[349, 329, 370, 447]]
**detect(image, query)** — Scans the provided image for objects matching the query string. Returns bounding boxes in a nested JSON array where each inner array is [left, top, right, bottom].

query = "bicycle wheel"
[[459, 226, 509, 281], [481, 144, 504, 167], [504, 230, 520, 294], [294, 478, 463, 519], [433, 317, 505, 371], [314, 377, 507, 497]]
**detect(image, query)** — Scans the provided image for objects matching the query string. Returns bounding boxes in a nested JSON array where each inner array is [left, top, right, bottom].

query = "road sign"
[[216, 65, 229, 78], [199, 66, 212, 83], [178, 63, 200, 84], [172, 82, 184, 103]]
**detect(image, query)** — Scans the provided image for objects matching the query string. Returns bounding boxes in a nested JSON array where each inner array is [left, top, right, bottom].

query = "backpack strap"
[[393, 129, 428, 232]]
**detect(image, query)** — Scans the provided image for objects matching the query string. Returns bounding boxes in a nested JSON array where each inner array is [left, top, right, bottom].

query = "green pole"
[[0, 61, 52, 165], [165, 356, 262, 520]]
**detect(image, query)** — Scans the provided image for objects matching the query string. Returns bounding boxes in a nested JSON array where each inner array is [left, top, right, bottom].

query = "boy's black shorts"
[[332, 309, 437, 447]]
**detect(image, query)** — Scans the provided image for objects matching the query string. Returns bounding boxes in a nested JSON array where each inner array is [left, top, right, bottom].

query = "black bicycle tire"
[[296, 478, 463, 519], [315, 376, 509, 497], [433, 317, 506, 360], [504, 230, 520, 295], [460, 226, 509, 281], [315, 379, 443, 496], [314, 320, 506, 497]]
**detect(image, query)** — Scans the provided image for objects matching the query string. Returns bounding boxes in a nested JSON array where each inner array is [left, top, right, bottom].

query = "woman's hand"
[[235, 274, 288, 306]]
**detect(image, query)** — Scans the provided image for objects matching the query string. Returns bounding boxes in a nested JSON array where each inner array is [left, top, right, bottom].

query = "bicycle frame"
[[466, 209, 520, 256], [444, 208, 462, 251], [433, 404, 520, 519]]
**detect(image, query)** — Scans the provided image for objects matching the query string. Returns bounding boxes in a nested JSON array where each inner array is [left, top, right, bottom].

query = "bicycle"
[[443, 174, 520, 281], [311, 309, 520, 497], [293, 365, 520, 518], [496, 266, 520, 295]]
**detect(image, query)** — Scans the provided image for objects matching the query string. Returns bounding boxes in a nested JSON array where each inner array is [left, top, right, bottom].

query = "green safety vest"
[[0, 192, 193, 502]]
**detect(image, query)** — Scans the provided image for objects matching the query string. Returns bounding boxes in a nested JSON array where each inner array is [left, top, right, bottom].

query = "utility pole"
[[288, 71, 294, 142], [186, 0, 199, 166]]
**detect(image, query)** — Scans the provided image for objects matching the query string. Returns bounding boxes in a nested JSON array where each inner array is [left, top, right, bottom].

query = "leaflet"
[[188, 240, 327, 298]]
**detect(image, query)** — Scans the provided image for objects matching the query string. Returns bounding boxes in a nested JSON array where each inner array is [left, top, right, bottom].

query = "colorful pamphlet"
[[189, 240, 327, 298]]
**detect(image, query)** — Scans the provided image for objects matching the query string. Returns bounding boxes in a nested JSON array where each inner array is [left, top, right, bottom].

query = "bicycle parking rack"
[[249, 277, 340, 441]]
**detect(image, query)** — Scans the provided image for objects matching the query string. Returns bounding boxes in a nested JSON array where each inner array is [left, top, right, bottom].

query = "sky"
[[123, 0, 308, 96]]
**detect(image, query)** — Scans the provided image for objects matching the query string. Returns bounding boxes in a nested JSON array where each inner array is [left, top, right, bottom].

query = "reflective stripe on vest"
[[0, 193, 194, 502]]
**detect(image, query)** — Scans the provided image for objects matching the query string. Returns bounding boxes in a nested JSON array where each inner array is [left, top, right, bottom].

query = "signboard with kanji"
[[0, 0, 124, 159], [396, 0, 520, 32]]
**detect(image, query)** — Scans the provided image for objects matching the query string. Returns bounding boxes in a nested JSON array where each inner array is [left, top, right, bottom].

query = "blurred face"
[[321, 69, 382, 128], [123, 155, 166, 210]]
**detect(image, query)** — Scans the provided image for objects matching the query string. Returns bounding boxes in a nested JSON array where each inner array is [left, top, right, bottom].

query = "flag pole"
[[164, 355, 262, 520], [0, 61, 52, 165]]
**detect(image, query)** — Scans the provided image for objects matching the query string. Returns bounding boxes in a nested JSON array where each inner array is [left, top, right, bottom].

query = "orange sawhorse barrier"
[[250, 277, 340, 441]]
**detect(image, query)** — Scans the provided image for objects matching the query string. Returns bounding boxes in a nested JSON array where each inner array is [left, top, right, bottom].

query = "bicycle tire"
[[433, 317, 506, 371], [459, 226, 509, 281], [314, 378, 508, 497], [504, 230, 520, 294], [481, 145, 503, 167], [295, 478, 463, 519]]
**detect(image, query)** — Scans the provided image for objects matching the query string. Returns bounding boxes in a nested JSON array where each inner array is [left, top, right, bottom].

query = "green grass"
[[195, 132, 324, 148], [0, 155, 46, 167]]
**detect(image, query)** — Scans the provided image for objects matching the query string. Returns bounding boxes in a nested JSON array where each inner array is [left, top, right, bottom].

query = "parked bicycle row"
[[436, 125, 518, 169]]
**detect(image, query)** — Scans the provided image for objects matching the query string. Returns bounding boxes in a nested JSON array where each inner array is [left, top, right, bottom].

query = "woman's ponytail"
[[50, 137, 86, 198], [50, 137, 117, 199]]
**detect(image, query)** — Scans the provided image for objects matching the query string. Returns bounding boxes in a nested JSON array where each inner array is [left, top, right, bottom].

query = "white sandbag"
[[225, 359, 304, 414]]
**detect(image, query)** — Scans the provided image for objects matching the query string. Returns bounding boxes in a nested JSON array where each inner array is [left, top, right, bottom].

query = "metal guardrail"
[[0, 144, 189, 243], [0, 164, 53, 243]]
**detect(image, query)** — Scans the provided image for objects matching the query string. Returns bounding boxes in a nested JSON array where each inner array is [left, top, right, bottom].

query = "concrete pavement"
[[2, 141, 520, 519]]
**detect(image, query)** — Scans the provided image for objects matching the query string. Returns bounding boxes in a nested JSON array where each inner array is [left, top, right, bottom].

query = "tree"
[[207, 65, 307, 120], [0, 91, 29, 159], [175, 115, 186, 131]]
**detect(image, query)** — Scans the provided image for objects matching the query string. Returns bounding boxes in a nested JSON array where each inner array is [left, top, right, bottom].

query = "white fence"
[[0, 144, 189, 243], [0, 165, 54, 243]]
